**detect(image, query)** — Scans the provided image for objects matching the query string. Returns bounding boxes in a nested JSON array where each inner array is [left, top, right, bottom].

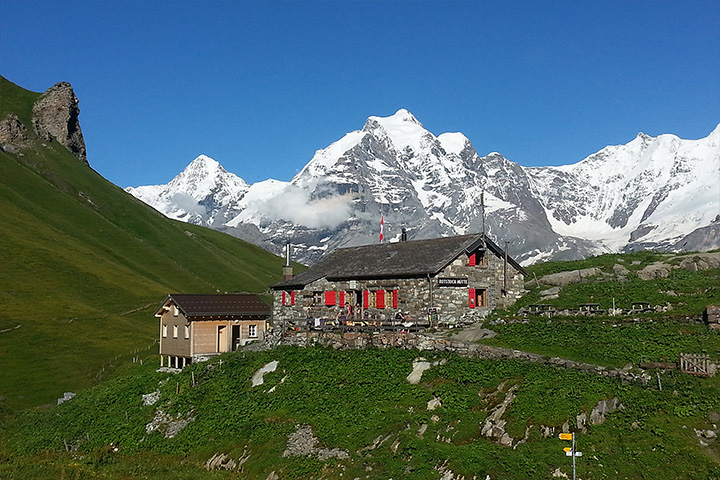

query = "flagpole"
[[379, 215, 384, 243]]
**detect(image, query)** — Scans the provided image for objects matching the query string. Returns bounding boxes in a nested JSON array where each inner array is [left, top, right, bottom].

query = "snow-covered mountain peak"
[[367, 108, 422, 127], [438, 132, 470, 155], [169, 154, 249, 199]]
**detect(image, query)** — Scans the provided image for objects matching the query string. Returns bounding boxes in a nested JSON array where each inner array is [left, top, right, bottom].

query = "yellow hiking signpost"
[[558, 432, 581, 480]]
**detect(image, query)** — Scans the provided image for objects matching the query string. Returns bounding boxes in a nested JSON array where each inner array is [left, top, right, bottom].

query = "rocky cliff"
[[31, 81, 88, 165]]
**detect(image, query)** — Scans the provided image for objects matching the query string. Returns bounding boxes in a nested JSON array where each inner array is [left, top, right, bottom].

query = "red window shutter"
[[376, 290, 385, 309], [282, 291, 286, 306], [290, 291, 296, 306], [469, 253, 476, 266], [469, 288, 476, 309], [325, 291, 336, 306], [363, 290, 370, 309], [339, 291, 345, 306], [392, 289, 398, 309]]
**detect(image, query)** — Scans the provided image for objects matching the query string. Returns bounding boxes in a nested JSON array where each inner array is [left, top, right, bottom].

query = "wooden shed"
[[154, 293, 271, 369]]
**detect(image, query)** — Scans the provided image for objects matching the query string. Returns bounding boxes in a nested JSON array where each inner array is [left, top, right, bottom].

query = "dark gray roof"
[[272, 233, 527, 289], [154, 293, 271, 318]]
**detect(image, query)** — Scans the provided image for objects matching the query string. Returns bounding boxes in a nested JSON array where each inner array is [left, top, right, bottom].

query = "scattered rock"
[[283, 425, 318, 457], [57, 392, 76, 405], [589, 398, 623, 425], [145, 409, 194, 438], [552, 467, 569, 478], [637, 263, 673, 280], [427, 397, 442, 411], [358, 434, 391, 453], [613, 263, 630, 276], [539, 267, 601, 287], [283, 424, 349, 460], [407, 358, 446, 384], [539, 286, 562, 300], [205, 453, 237, 471], [252, 360, 278, 387], [480, 385, 518, 446], [390, 437, 401, 453], [417, 423, 428, 438], [576, 412, 588, 433], [142, 390, 160, 406]]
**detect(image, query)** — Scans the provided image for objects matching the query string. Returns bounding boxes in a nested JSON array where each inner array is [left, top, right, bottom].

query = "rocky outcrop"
[[538, 267, 602, 287], [32, 81, 87, 165], [145, 409, 195, 438], [282, 424, 349, 460], [0, 113, 30, 154], [637, 253, 720, 280]]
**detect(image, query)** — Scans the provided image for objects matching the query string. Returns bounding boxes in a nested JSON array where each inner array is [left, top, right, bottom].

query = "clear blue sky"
[[2, 1, 718, 187]]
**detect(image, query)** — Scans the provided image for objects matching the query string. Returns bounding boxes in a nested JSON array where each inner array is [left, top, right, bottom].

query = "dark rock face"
[[32, 82, 87, 165], [0, 113, 30, 154]]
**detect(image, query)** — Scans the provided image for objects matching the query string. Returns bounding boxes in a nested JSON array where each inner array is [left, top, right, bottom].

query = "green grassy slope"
[[483, 251, 720, 368], [0, 76, 288, 409], [3, 346, 719, 479]]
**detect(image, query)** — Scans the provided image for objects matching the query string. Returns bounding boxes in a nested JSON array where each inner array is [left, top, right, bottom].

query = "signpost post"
[[558, 433, 580, 480]]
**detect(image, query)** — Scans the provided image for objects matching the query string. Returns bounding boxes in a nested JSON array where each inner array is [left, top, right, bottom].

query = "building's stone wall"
[[273, 249, 525, 327]]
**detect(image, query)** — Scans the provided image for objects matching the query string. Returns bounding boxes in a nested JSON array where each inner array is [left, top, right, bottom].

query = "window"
[[173, 305, 179, 317], [162, 324, 167, 338], [173, 325, 178, 338], [184, 325, 190, 339], [469, 288, 487, 308], [468, 250, 488, 266], [477, 288, 487, 306], [312, 291, 323, 305], [248, 324, 257, 338]]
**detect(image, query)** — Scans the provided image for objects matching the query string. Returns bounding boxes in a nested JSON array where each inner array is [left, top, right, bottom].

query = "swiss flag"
[[379, 215, 384, 243]]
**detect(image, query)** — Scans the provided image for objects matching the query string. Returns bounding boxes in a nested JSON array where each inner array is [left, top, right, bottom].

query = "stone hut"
[[270, 233, 527, 327]]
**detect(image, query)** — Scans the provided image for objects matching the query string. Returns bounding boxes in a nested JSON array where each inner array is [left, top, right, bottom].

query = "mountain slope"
[[0, 76, 287, 409]]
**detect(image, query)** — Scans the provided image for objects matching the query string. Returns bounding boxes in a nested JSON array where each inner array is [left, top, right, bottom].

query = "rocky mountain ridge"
[[127, 109, 719, 266]]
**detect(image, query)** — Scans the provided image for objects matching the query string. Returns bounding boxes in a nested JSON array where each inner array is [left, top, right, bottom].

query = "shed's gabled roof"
[[153, 293, 271, 318], [272, 233, 527, 289]]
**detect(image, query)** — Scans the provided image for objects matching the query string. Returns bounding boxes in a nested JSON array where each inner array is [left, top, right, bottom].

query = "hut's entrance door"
[[217, 326, 226, 353], [355, 290, 363, 319], [231, 325, 241, 351]]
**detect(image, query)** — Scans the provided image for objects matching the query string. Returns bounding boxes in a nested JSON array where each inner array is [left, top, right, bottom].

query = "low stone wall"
[[275, 330, 649, 384]]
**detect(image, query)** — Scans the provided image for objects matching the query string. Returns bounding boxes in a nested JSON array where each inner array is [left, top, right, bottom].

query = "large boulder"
[[538, 267, 602, 287]]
